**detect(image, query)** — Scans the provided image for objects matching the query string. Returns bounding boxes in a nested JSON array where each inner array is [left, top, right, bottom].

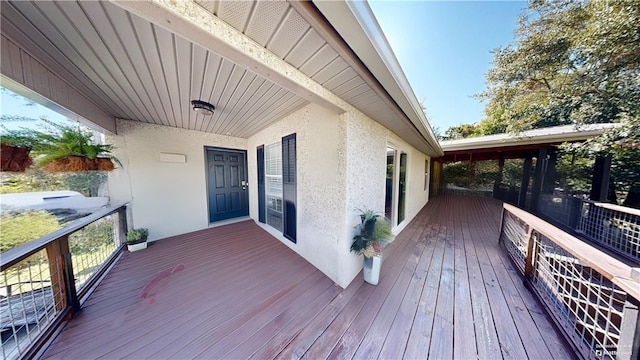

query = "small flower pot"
[[363, 256, 382, 285], [127, 242, 147, 252]]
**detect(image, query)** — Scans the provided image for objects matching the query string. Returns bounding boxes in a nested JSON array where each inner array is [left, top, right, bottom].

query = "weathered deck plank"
[[42, 195, 572, 360], [452, 203, 479, 360], [462, 216, 502, 359], [404, 224, 445, 359], [377, 225, 436, 359]]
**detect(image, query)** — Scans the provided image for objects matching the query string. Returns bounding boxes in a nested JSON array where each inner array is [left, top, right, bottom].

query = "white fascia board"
[[440, 124, 618, 152], [313, 0, 443, 156]]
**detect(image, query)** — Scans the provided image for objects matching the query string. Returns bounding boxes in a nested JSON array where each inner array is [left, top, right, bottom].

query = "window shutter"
[[282, 133, 296, 242], [257, 145, 266, 223]]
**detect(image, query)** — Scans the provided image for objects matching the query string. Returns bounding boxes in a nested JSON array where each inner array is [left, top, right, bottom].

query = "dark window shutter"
[[282, 133, 296, 243], [257, 145, 266, 223]]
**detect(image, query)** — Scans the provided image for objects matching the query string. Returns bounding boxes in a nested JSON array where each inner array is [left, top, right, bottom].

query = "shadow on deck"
[[42, 195, 572, 359]]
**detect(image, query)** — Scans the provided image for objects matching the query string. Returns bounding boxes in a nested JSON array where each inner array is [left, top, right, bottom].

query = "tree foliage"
[[440, 0, 640, 204], [0, 168, 107, 196], [441, 123, 481, 141], [476, 0, 640, 152], [0, 211, 61, 252]]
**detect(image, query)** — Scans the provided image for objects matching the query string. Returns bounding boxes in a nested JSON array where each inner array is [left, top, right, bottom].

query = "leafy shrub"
[[127, 228, 148, 244], [69, 219, 115, 254], [0, 211, 61, 252]]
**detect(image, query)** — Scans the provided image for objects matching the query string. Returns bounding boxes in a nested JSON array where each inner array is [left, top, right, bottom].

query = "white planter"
[[127, 242, 147, 252], [363, 256, 382, 285]]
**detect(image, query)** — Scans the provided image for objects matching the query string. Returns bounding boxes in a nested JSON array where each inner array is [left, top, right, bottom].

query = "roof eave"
[[312, 0, 443, 157], [440, 124, 618, 152]]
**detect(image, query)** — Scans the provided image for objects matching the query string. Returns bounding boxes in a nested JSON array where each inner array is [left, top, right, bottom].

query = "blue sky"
[[0, 89, 71, 131], [369, 0, 527, 134]]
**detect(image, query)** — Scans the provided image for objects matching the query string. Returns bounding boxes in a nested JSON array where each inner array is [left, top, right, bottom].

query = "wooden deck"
[[42, 195, 573, 359]]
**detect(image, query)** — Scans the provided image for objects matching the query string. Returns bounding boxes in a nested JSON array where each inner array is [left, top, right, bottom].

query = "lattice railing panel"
[[532, 233, 627, 359], [500, 210, 529, 274], [1, 251, 64, 360], [576, 201, 640, 263]]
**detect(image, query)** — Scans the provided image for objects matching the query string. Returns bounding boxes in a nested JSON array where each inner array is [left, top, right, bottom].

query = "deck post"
[[523, 228, 536, 278], [542, 150, 557, 193], [117, 206, 128, 246], [530, 148, 548, 213], [498, 206, 506, 249], [45, 235, 79, 313], [518, 156, 533, 208], [493, 154, 505, 199], [590, 155, 612, 202], [618, 298, 640, 360]]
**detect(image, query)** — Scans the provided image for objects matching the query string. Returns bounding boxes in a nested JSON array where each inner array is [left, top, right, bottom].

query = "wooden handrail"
[[503, 203, 640, 300], [1, 202, 128, 271], [580, 198, 640, 217]]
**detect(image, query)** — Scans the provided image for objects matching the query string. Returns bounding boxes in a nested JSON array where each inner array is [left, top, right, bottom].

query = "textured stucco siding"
[[108, 107, 430, 288], [341, 111, 431, 283], [247, 103, 350, 286], [108, 119, 246, 241]]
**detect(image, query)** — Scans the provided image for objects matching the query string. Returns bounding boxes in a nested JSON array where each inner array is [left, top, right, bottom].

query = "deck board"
[[42, 195, 573, 359], [453, 206, 479, 360]]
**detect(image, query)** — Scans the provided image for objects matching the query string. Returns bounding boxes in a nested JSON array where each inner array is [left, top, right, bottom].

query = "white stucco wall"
[[108, 120, 246, 241], [247, 103, 350, 286], [340, 111, 431, 283], [108, 105, 430, 288], [246, 103, 430, 288]]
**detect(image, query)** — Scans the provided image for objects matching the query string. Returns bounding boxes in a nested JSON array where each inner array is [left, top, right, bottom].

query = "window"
[[265, 142, 283, 231], [398, 152, 407, 223], [258, 134, 296, 242]]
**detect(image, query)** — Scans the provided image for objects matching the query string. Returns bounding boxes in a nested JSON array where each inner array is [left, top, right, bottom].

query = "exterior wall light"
[[191, 100, 215, 116]]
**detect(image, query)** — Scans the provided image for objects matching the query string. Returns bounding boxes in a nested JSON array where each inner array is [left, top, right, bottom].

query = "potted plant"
[[1, 130, 35, 172], [350, 209, 395, 285], [126, 228, 148, 252], [28, 124, 121, 172]]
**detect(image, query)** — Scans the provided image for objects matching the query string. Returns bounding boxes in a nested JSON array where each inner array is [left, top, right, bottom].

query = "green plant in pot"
[[126, 228, 148, 252], [350, 209, 395, 285], [28, 124, 121, 172]]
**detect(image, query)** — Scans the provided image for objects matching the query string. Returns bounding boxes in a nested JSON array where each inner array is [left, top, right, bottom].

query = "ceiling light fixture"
[[191, 100, 215, 116]]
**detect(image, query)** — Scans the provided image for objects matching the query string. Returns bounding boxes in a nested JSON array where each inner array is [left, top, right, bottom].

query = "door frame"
[[385, 141, 408, 228], [204, 146, 249, 224]]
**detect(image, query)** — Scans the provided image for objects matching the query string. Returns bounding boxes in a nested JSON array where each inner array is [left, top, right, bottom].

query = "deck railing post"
[[498, 207, 506, 249], [45, 235, 79, 313], [618, 298, 640, 360], [116, 206, 128, 246], [523, 228, 536, 279]]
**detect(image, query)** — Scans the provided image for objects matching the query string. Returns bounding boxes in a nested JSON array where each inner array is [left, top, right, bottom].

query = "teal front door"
[[206, 148, 249, 222]]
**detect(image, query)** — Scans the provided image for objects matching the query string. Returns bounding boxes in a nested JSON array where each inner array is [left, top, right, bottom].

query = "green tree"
[[61, 172, 108, 197], [0, 168, 66, 194], [477, 0, 640, 150], [441, 123, 481, 140]]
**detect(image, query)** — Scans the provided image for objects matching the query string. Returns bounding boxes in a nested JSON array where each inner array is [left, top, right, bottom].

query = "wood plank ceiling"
[[1, 0, 402, 140]]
